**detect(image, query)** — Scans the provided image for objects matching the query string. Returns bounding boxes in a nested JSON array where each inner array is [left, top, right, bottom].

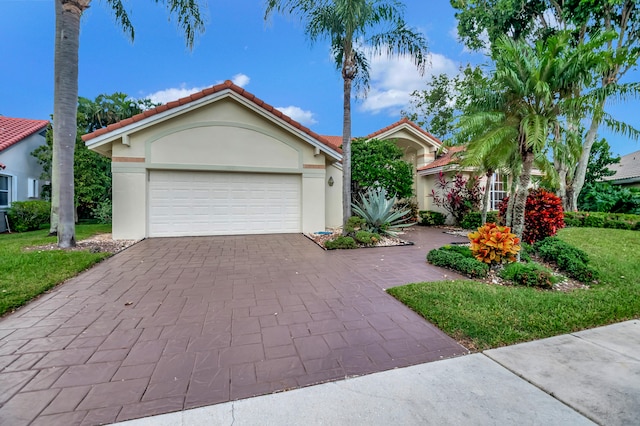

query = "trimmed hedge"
[[499, 262, 554, 289], [7, 200, 51, 232], [325, 236, 357, 250], [427, 248, 489, 278], [533, 237, 599, 283], [564, 211, 640, 231]]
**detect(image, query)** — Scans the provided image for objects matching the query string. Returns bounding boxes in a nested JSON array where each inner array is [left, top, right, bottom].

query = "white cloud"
[[449, 24, 491, 55], [360, 52, 458, 115], [145, 73, 251, 104], [275, 106, 318, 126], [145, 84, 207, 104]]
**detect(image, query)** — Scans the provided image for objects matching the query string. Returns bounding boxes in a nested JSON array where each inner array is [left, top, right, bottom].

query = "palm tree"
[[52, 0, 205, 247], [265, 0, 428, 229], [460, 32, 601, 241]]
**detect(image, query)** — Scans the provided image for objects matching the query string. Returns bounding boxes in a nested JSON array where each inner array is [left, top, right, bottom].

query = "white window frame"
[[28, 178, 39, 198], [490, 173, 508, 211], [0, 174, 11, 207]]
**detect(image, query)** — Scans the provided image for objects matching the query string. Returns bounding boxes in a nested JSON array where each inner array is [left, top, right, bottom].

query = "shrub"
[[351, 187, 415, 237], [427, 248, 489, 278], [499, 262, 554, 289], [418, 210, 446, 226], [604, 219, 632, 230], [468, 223, 520, 265], [460, 211, 499, 230], [519, 242, 533, 263], [430, 172, 482, 225], [6, 201, 51, 232], [498, 189, 565, 244], [533, 237, 598, 283], [354, 230, 381, 245], [583, 214, 605, 228], [92, 199, 112, 224], [344, 216, 366, 233], [325, 236, 357, 250]]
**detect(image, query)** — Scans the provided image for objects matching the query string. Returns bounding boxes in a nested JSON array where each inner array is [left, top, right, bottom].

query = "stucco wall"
[[108, 95, 332, 239], [0, 132, 46, 232], [325, 163, 343, 229]]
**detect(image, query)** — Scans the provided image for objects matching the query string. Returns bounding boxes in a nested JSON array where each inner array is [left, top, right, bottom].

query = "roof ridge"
[[81, 81, 336, 153]]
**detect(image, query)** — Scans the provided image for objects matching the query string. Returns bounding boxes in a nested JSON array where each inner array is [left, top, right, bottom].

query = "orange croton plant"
[[468, 222, 521, 265]]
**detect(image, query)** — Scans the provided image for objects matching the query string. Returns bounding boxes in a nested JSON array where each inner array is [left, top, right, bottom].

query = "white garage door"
[[148, 171, 301, 237]]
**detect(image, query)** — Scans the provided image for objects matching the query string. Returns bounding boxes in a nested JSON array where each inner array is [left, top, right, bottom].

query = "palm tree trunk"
[[54, 0, 86, 248], [342, 67, 353, 231], [49, 0, 62, 236], [512, 150, 535, 242], [505, 173, 517, 227], [481, 169, 493, 224], [555, 156, 568, 211]]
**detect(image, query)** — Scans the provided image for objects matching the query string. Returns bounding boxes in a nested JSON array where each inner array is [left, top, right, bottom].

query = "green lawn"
[[0, 224, 112, 316], [388, 227, 640, 351]]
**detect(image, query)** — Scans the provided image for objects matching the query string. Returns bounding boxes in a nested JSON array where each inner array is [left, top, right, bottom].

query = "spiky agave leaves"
[[351, 187, 415, 237]]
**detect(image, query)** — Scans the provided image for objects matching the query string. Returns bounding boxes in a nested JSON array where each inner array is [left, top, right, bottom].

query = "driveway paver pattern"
[[0, 227, 469, 425]]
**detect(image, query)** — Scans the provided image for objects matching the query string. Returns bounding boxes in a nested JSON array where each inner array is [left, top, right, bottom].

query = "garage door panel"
[[148, 171, 301, 237]]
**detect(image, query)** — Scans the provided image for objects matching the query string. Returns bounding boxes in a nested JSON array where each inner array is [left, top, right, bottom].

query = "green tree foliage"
[[33, 93, 157, 220], [403, 64, 487, 142], [458, 32, 602, 241], [265, 0, 428, 230], [351, 138, 414, 201], [578, 182, 640, 214], [451, 0, 640, 211], [584, 138, 620, 186]]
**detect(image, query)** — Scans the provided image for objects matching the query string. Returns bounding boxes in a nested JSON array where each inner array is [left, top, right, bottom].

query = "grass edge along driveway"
[[0, 224, 112, 316], [388, 227, 640, 351]]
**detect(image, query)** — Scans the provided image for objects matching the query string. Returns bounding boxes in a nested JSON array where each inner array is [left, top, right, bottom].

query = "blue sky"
[[1, 0, 639, 156]]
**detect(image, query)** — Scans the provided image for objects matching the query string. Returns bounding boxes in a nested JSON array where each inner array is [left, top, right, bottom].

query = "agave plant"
[[351, 187, 415, 237]]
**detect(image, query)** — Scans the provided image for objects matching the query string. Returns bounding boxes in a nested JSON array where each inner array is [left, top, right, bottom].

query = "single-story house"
[[603, 150, 640, 188], [0, 116, 49, 232], [83, 81, 500, 239]]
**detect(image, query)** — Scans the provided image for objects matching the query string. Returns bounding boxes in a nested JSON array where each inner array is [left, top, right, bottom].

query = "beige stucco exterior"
[[88, 90, 341, 239], [366, 123, 441, 211]]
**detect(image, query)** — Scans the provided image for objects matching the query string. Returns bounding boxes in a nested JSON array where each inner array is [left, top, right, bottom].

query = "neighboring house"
[[0, 117, 49, 232], [603, 150, 640, 188], [82, 81, 493, 239]]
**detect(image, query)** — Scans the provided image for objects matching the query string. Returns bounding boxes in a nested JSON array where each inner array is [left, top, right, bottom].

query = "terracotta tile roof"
[[321, 135, 344, 152], [364, 117, 444, 146], [417, 145, 465, 171], [0, 117, 49, 153], [82, 80, 338, 153], [603, 150, 640, 182]]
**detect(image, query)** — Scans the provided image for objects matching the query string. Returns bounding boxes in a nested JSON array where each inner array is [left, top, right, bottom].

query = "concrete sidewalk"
[[116, 320, 640, 426]]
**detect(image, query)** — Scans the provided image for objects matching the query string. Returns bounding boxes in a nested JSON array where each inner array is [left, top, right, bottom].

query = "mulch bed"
[[25, 233, 139, 254], [304, 229, 413, 250]]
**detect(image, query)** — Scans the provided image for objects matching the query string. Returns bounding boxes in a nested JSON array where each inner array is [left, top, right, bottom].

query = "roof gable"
[[604, 150, 640, 182], [0, 117, 49, 153], [365, 118, 443, 148], [82, 80, 341, 160]]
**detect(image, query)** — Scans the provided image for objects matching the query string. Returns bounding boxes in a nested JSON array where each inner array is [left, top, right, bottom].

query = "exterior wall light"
[[328, 176, 334, 186]]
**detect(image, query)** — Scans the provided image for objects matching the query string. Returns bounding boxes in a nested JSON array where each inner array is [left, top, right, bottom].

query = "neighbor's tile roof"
[[0, 117, 49, 153], [417, 145, 465, 171], [603, 150, 640, 181], [82, 80, 338, 153], [365, 117, 444, 145], [321, 135, 344, 152]]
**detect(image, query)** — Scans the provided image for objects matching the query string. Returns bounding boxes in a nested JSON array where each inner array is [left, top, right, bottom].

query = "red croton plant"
[[499, 189, 565, 244]]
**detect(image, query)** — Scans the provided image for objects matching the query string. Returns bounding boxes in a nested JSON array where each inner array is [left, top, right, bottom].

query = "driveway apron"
[[0, 228, 469, 425]]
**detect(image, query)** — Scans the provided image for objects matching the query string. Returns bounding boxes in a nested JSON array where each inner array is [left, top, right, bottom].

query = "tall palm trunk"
[[481, 169, 493, 224], [53, 0, 87, 247], [341, 54, 355, 230], [512, 150, 534, 241], [50, 0, 63, 236]]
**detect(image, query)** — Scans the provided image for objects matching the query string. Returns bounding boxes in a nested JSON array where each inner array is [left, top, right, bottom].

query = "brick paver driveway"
[[0, 227, 468, 425]]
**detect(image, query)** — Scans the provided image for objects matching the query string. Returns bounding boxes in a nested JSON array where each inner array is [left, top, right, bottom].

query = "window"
[[0, 175, 10, 207], [28, 178, 39, 198], [490, 173, 507, 211]]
